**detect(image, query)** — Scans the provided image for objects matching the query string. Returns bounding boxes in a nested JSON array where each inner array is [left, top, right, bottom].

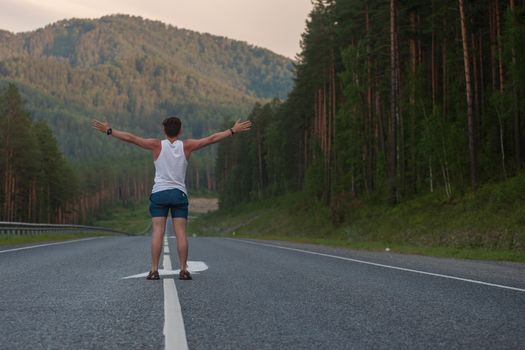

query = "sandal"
[[179, 270, 192, 280], [146, 270, 160, 280]]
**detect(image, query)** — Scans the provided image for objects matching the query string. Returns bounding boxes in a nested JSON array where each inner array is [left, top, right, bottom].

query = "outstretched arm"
[[183, 119, 252, 158], [91, 119, 160, 154]]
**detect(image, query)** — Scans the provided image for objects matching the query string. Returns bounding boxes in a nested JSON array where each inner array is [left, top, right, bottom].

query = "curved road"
[[1, 234, 524, 349]]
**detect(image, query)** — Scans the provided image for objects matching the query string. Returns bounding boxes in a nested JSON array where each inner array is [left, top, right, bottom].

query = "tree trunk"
[[498, 113, 508, 179], [459, 0, 478, 191], [365, 2, 373, 193], [431, 4, 437, 108], [510, 0, 522, 169], [397, 11, 405, 197], [472, 34, 480, 126], [478, 31, 486, 126], [443, 16, 448, 117], [409, 10, 418, 194], [389, 0, 399, 203], [429, 156, 434, 193], [376, 86, 386, 160], [331, 55, 337, 198], [324, 76, 330, 204], [495, 0, 505, 93], [490, 0, 498, 91]]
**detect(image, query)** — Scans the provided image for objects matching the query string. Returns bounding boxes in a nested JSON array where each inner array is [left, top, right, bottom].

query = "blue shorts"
[[149, 189, 188, 219]]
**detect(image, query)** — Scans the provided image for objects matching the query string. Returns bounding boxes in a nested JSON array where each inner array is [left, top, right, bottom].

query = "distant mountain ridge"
[[0, 15, 294, 99], [0, 15, 294, 159]]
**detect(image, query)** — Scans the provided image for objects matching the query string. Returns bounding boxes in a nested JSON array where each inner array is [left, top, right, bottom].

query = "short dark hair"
[[163, 117, 181, 137]]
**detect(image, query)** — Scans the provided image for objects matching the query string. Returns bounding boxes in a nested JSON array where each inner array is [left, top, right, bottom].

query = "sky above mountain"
[[0, 0, 313, 59]]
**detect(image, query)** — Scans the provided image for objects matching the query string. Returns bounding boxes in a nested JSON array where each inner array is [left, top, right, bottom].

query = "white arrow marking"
[[121, 261, 208, 280], [184, 261, 209, 272]]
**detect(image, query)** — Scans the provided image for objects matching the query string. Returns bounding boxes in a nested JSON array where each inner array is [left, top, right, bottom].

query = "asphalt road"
[[1, 235, 524, 349]]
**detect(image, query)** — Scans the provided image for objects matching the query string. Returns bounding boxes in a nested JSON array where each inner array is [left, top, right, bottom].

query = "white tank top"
[[151, 140, 188, 195]]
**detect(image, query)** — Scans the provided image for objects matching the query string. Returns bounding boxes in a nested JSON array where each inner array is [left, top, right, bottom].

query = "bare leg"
[[150, 216, 167, 272], [172, 218, 188, 271]]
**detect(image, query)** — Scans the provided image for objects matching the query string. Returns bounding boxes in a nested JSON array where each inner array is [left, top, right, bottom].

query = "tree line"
[[0, 83, 154, 224], [216, 0, 525, 220]]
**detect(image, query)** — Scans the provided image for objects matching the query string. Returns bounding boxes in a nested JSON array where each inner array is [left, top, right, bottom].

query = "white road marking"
[[163, 236, 188, 350], [231, 239, 525, 293], [0, 237, 103, 254], [121, 262, 208, 279], [164, 245, 170, 253], [185, 261, 209, 272]]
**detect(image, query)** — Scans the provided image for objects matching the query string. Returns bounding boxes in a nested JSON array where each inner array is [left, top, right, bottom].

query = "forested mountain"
[[0, 15, 294, 224], [0, 15, 294, 160], [217, 0, 525, 218]]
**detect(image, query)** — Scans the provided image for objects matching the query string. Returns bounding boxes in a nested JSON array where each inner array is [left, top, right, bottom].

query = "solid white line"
[[230, 239, 525, 293], [0, 237, 104, 254], [163, 249, 172, 270], [163, 240, 188, 350]]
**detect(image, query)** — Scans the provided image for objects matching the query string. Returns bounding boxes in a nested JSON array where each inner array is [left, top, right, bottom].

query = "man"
[[92, 117, 252, 280]]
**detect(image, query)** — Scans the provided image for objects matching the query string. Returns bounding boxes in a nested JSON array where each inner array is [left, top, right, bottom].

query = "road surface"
[[1, 234, 524, 349]]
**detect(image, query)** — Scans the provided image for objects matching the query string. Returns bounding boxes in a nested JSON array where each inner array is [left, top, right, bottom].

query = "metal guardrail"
[[0, 221, 129, 236]]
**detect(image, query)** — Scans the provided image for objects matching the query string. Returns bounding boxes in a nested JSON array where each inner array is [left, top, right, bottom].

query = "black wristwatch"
[[106, 128, 112, 135]]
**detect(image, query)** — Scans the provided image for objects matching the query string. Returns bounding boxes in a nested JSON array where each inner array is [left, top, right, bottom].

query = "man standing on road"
[[92, 117, 252, 280]]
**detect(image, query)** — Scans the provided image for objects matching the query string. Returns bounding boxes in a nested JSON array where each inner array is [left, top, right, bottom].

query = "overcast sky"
[[0, 0, 313, 58]]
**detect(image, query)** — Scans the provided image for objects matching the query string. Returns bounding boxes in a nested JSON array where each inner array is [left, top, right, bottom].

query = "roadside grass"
[[189, 175, 525, 263], [0, 232, 112, 246], [189, 192, 335, 237], [0, 200, 150, 246], [223, 234, 525, 262], [92, 200, 151, 235]]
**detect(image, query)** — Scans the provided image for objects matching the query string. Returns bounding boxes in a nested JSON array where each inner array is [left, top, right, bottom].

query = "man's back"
[[152, 139, 188, 195]]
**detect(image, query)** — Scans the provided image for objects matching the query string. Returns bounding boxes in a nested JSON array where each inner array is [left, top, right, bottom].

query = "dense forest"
[[0, 83, 154, 224], [217, 0, 525, 219]]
